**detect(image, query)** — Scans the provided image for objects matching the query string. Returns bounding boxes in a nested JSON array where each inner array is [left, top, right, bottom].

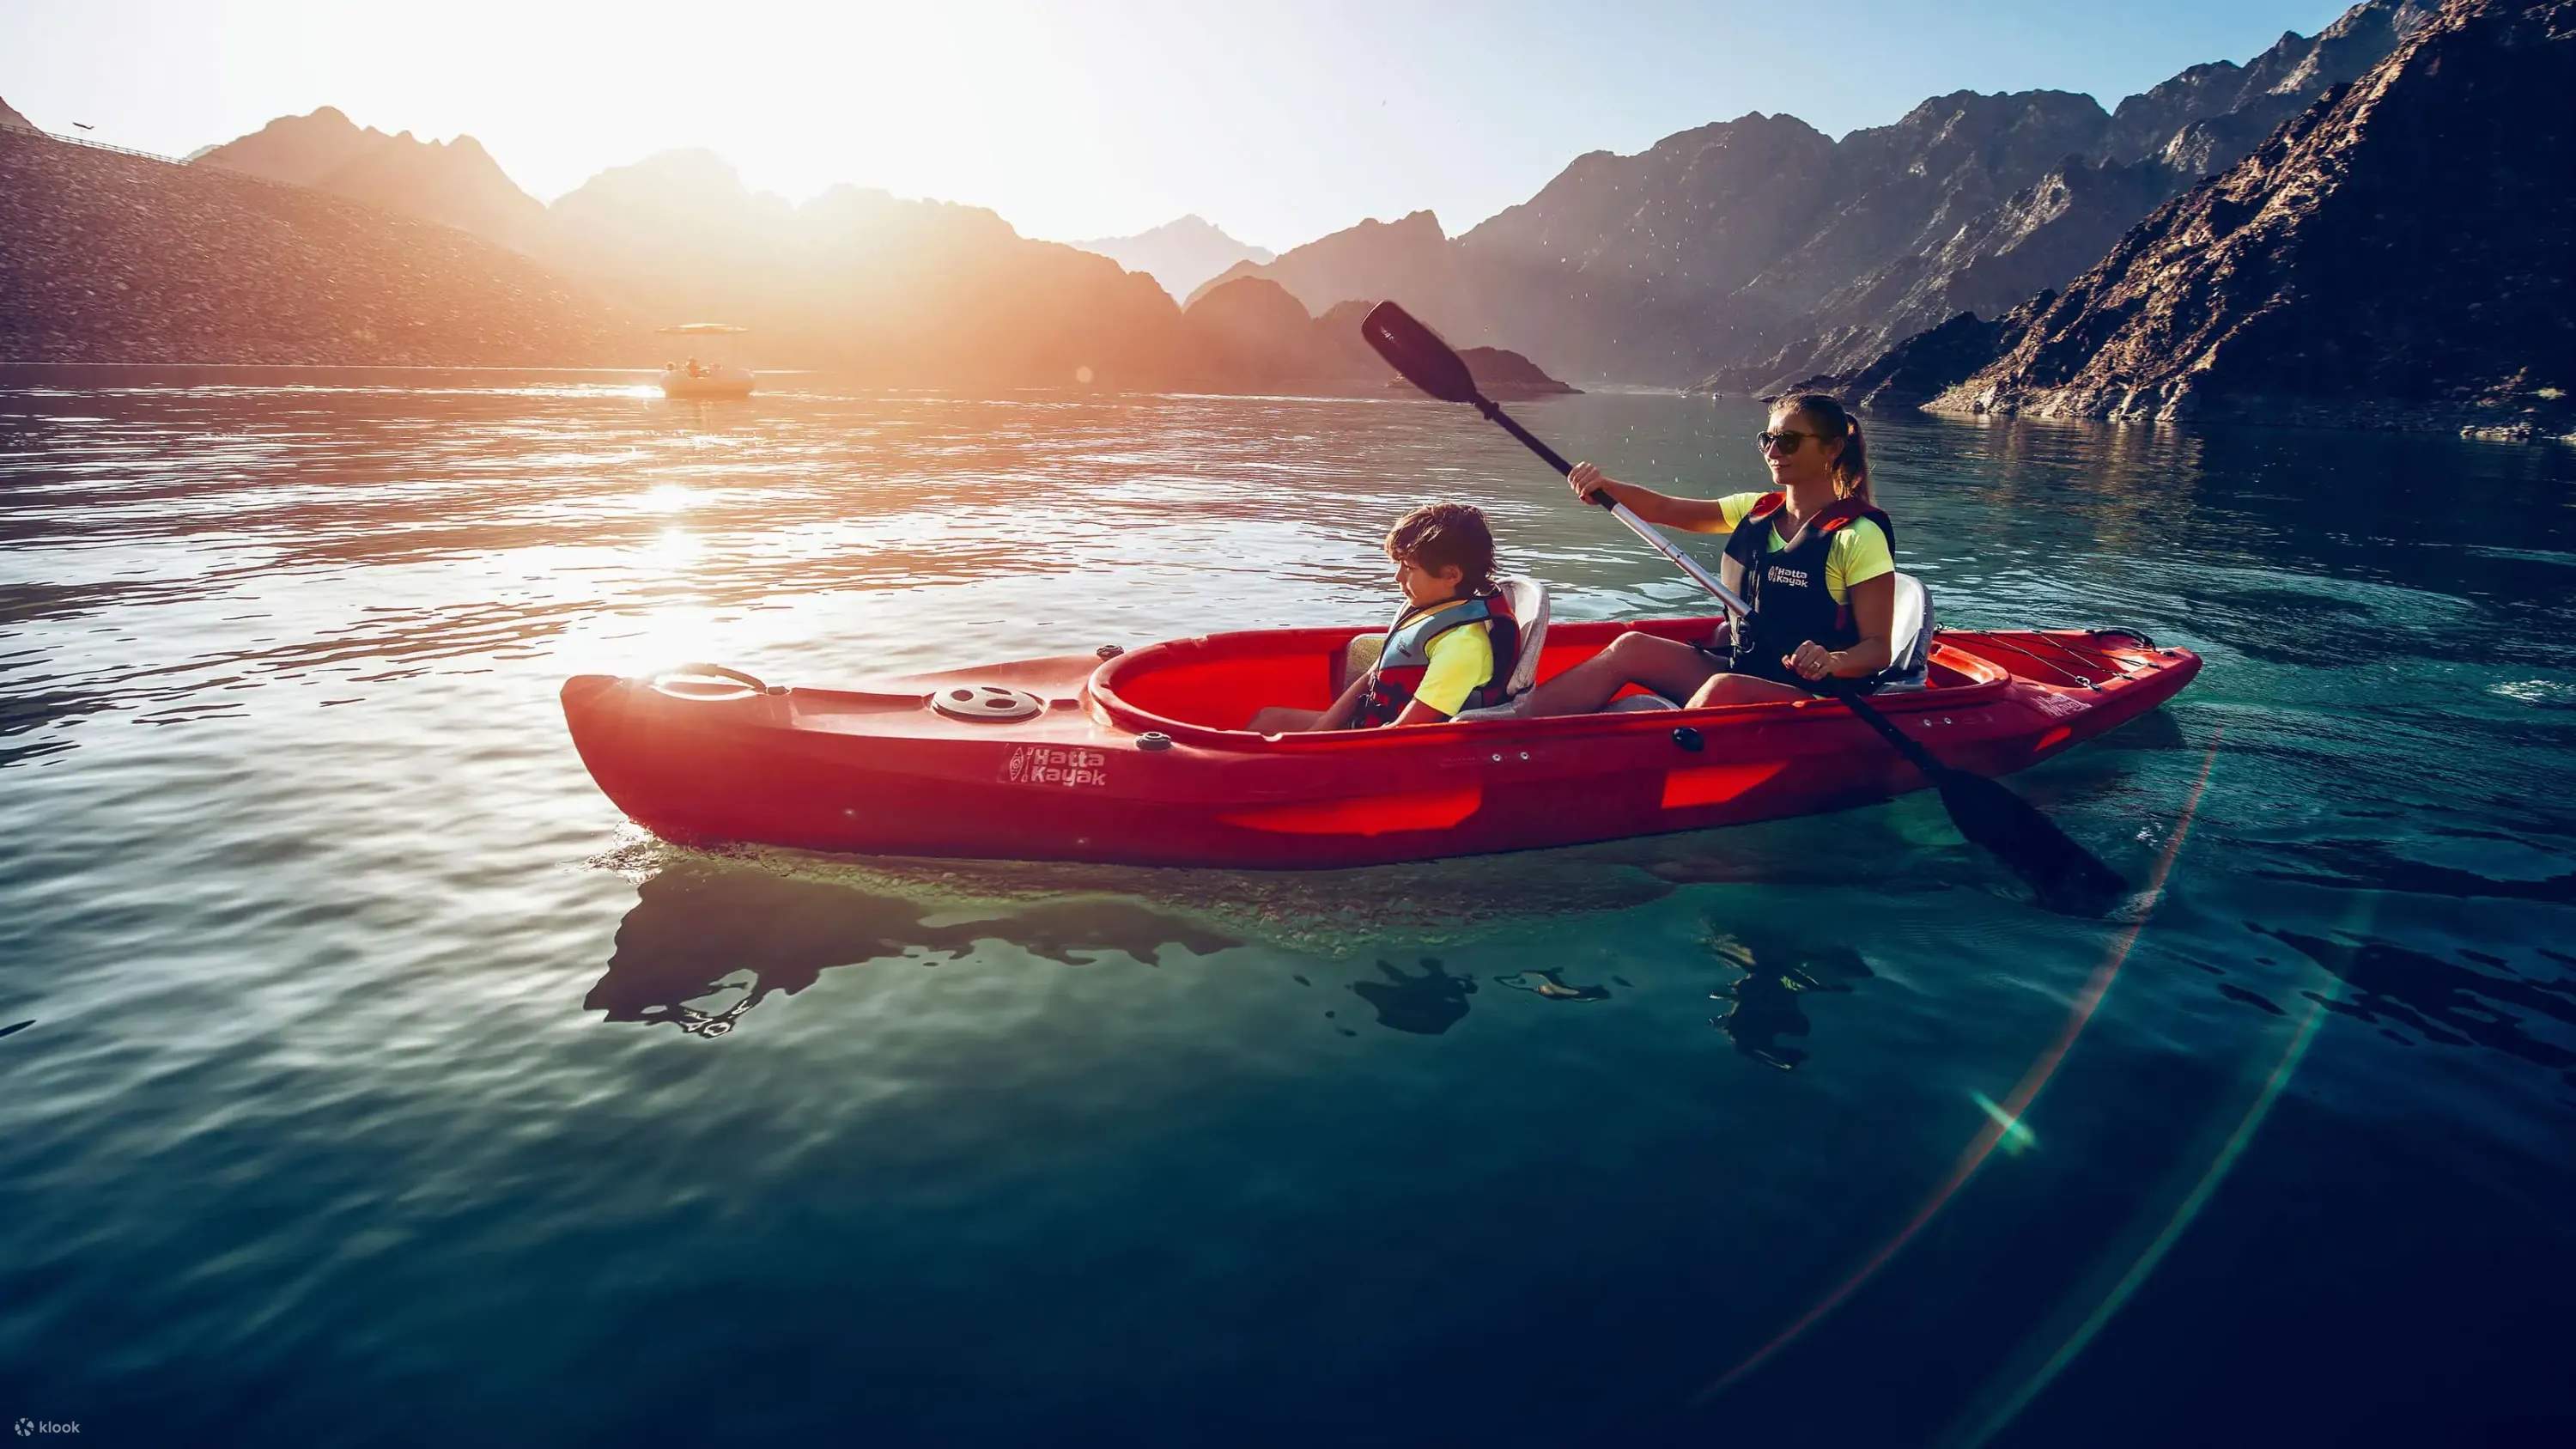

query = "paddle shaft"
[[1477, 402, 1747, 613], [1471, 394, 1954, 781]]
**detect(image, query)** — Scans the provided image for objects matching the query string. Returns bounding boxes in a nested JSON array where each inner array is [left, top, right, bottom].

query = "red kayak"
[[562, 612, 2199, 869]]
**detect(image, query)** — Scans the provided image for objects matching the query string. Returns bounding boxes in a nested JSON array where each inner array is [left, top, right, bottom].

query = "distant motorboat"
[[655, 323, 755, 399], [658, 361, 755, 399]]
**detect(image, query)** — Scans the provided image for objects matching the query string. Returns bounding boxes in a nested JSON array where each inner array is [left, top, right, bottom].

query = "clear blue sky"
[[3, 0, 2359, 250]]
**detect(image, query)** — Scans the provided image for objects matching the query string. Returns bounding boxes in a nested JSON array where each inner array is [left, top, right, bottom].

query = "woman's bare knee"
[[1622, 636, 1722, 701], [1686, 673, 1804, 708]]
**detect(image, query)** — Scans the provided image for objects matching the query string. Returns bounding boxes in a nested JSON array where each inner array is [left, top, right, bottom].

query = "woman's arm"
[[1568, 462, 1741, 533], [1783, 571, 1897, 680]]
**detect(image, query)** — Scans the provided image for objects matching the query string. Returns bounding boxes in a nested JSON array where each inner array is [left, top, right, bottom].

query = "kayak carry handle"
[[651, 662, 781, 700]]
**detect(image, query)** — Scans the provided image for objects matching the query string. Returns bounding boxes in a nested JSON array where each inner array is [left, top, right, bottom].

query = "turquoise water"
[[2, 368, 2570, 1446]]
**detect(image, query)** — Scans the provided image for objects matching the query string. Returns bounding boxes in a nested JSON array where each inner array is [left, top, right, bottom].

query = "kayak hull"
[[562, 618, 2200, 869]]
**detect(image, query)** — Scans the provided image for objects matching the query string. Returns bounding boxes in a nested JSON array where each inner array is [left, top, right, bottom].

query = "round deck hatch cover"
[[932, 685, 1045, 722]]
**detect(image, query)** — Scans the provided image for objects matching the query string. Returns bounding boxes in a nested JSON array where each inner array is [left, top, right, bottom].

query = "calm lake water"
[[3, 368, 2571, 1447]]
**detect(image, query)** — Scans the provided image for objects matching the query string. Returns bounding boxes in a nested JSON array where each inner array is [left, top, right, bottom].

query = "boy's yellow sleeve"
[[1413, 623, 1496, 715]]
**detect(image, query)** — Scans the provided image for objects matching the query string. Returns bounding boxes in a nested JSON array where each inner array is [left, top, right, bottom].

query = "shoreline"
[[0, 359, 1587, 401], [1919, 389, 2576, 446]]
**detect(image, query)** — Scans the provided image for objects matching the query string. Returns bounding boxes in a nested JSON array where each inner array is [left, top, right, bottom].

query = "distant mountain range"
[[1899, 0, 2571, 437], [1209, 0, 2440, 391], [0, 125, 627, 366], [4, 0, 2565, 435], [1182, 277, 1573, 398], [2, 124, 1571, 393], [1065, 216, 1273, 301], [193, 106, 550, 253]]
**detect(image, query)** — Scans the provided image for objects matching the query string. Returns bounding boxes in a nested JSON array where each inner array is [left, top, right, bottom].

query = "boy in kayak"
[[1248, 502, 1521, 733]]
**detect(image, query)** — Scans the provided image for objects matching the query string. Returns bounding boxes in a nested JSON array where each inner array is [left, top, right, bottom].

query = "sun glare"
[[641, 526, 704, 569]]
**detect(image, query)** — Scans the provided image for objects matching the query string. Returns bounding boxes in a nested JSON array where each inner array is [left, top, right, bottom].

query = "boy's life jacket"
[[1719, 491, 1908, 679], [1353, 591, 1520, 728]]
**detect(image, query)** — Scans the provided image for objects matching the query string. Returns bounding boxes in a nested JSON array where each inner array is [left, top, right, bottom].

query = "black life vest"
[[1354, 592, 1520, 728], [1721, 492, 1899, 676]]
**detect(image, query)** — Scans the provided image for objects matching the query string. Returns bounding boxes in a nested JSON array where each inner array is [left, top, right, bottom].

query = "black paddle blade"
[[1932, 769, 2128, 913], [1362, 301, 1481, 404]]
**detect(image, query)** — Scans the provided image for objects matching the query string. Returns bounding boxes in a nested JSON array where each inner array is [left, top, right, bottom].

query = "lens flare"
[[1697, 730, 2223, 1403]]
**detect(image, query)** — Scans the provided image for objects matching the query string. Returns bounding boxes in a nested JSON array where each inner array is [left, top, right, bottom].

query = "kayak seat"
[[1877, 572, 1935, 693], [1450, 575, 1550, 721], [1600, 571, 1936, 709]]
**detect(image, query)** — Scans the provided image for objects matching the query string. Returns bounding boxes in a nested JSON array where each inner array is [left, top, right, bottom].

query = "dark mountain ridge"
[[1911, 0, 2573, 437], [0, 127, 627, 365], [194, 107, 550, 253], [1, 125, 1576, 397], [1216, 2, 2438, 390]]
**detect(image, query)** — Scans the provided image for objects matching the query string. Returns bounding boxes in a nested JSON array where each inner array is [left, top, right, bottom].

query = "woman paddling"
[[1517, 393, 1922, 715]]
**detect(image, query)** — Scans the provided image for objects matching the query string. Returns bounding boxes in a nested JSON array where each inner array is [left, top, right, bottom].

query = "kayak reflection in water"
[[1249, 502, 1521, 733], [1519, 393, 1921, 715]]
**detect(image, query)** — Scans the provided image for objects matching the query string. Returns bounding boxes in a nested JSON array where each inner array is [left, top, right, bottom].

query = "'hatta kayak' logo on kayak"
[[1004, 746, 1109, 788]]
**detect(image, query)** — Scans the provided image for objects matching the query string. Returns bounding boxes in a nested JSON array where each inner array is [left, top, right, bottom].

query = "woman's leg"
[[1517, 632, 1722, 718], [1685, 672, 1810, 707]]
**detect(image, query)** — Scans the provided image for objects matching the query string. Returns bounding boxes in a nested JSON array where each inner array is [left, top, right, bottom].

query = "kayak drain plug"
[[1671, 727, 1704, 752], [1137, 732, 1173, 752]]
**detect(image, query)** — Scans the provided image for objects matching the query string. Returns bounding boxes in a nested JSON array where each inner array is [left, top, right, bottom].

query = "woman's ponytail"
[[1784, 393, 1871, 506]]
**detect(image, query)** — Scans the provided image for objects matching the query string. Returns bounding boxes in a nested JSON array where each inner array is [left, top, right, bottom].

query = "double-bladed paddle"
[[1361, 299, 2127, 911]]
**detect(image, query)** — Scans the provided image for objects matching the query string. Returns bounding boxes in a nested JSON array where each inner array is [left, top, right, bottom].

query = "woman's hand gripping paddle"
[[1362, 300, 2126, 913]]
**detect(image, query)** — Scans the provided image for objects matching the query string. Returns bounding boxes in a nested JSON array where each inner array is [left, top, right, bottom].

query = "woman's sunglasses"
[[1757, 429, 1819, 454]]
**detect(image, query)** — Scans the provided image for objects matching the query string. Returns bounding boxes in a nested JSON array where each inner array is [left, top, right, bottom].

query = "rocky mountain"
[[1729, 0, 2442, 389], [0, 95, 33, 131], [1459, 113, 1842, 385], [4, 93, 1578, 392], [1789, 302, 2037, 411], [1066, 215, 1273, 301], [0, 127, 629, 365], [1179, 278, 1575, 396], [1444, 345, 1580, 399], [193, 107, 550, 253], [1184, 276, 1344, 384], [1911, 0, 2572, 435], [1216, 2, 2437, 389], [1193, 209, 1476, 324], [544, 149, 1194, 387]]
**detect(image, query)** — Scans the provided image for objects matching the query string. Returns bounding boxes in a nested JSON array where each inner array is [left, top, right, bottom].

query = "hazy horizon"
[[11, 0, 2359, 252]]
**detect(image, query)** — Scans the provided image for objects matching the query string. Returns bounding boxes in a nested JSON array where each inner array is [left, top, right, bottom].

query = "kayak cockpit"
[[1086, 616, 2023, 745]]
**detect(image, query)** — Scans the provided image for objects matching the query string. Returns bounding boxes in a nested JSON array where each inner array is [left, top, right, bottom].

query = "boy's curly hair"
[[1384, 502, 1497, 594]]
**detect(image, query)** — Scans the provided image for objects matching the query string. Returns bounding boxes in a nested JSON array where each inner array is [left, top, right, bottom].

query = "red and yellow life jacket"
[[1720, 491, 1897, 673]]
